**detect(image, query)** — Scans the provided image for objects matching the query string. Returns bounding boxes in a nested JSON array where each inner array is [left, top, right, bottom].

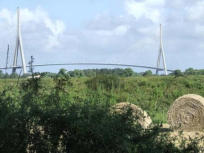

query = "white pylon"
[[12, 7, 27, 74], [156, 24, 167, 75]]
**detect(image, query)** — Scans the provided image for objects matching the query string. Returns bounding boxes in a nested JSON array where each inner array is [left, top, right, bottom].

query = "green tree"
[[124, 68, 134, 77], [58, 68, 67, 75], [57, 68, 70, 79], [185, 68, 195, 75], [0, 70, 4, 78], [143, 70, 152, 76], [10, 72, 18, 78], [3, 73, 9, 78], [173, 70, 184, 77]]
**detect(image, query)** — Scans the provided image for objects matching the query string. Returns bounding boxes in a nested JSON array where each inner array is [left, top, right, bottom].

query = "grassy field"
[[1, 75, 204, 152], [1, 75, 203, 123], [74, 75, 204, 123]]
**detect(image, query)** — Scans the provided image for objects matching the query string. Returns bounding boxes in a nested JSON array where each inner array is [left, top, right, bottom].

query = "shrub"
[[86, 75, 124, 91], [0, 76, 203, 153]]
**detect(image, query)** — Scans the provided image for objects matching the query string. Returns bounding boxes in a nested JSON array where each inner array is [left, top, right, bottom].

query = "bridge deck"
[[0, 63, 174, 72]]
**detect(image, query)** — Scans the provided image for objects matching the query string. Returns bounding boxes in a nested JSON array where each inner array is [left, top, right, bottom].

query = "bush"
[[0, 76, 203, 153], [86, 75, 124, 91], [172, 70, 184, 77], [143, 70, 153, 76]]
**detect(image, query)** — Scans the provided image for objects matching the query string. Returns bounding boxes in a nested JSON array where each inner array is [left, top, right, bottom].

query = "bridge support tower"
[[12, 7, 27, 74], [156, 24, 167, 75]]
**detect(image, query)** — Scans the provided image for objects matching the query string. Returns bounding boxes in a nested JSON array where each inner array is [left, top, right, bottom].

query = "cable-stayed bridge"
[[0, 8, 173, 75], [0, 63, 174, 72]]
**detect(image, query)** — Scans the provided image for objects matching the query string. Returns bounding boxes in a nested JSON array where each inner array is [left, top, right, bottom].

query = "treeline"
[[43, 68, 137, 78], [168, 68, 204, 77], [183, 68, 204, 75], [0, 68, 138, 78], [0, 67, 203, 78], [40, 68, 204, 78], [0, 71, 20, 78]]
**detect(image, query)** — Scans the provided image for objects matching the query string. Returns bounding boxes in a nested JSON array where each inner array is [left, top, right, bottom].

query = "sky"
[[0, 0, 203, 73]]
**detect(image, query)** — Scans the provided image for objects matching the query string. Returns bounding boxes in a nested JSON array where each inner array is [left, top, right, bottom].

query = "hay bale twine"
[[112, 102, 152, 129], [168, 94, 204, 131]]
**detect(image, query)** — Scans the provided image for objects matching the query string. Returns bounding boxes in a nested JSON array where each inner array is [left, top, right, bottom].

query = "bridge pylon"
[[12, 7, 27, 74], [156, 24, 167, 75]]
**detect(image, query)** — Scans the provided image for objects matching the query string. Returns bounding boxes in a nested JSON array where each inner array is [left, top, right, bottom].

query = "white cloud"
[[125, 0, 164, 23], [0, 9, 13, 25], [114, 25, 129, 35], [0, 8, 66, 50], [186, 1, 204, 22], [0, 2, 203, 71], [94, 25, 129, 36]]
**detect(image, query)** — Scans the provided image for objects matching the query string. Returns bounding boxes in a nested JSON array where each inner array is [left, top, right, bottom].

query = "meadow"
[[0, 74, 203, 152], [1, 75, 201, 123]]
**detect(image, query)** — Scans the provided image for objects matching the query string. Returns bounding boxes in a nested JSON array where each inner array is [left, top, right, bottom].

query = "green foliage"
[[67, 68, 137, 77], [184, 68, 204, 75], [124, 68, 134, 77], [86, 75, 124, 91], [0, 67, 203, 80], [143, 70, 153, 76], [40, 72, 56, 78], [58, 68, 68, 76], [185, 68, 196, 75], [0, 75, 203, 152], [10, 72, 19, 78], [0, 70, 4, 78], [172, 70, 184, 77]]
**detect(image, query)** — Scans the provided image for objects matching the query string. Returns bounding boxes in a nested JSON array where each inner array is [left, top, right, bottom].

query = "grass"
[[0, 75, 204, 152], [0, 76, 204, 123], [0, 75, 203, 123]]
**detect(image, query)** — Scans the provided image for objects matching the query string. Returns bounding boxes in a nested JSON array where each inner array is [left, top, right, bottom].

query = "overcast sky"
[[0, 0, 203, 73]]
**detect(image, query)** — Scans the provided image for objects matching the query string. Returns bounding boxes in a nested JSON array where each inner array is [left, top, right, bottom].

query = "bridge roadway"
[[0, 63, 174, 72]]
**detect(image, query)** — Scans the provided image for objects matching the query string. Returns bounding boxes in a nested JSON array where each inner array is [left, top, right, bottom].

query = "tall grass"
[[0, 75, 203, 152]]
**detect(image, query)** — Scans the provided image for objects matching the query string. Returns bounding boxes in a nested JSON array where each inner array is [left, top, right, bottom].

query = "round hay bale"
[[168, 94, 204, 131], [111, 102, 152, 129]]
